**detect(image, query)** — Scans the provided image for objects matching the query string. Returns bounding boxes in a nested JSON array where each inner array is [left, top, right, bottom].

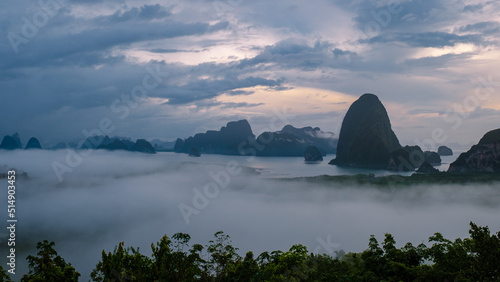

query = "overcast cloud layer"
[[1, 0, 500, 147]]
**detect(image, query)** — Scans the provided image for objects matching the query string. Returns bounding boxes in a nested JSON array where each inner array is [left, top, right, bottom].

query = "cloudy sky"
[[1, 0, 500, 147]]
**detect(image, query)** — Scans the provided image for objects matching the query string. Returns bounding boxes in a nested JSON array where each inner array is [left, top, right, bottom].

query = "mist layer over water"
[[0, 150, 499, 280]]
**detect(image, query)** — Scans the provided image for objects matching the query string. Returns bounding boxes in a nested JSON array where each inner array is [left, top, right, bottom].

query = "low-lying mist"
[[1, 150, 499, 280]]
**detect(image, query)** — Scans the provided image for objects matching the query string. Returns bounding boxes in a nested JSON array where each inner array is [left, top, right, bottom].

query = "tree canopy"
[[7, 222, 500, 281]]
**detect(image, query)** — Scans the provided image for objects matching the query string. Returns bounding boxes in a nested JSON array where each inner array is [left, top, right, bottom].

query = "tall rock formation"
[[175, 121, 337, 157], [132, 139, 156, 154], [25, 137, 42, 149], [0, 135, 20, 150], [256, 125, 337, 157], [304, 146, 323, 162], [175, 120, 255, 155], [329, 93, 402, 169], [11, 133, 22, 148], [448, 129, 500, 172]]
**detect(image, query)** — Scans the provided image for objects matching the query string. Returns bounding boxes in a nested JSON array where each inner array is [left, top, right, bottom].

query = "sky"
[[1, 0, 500, 148]]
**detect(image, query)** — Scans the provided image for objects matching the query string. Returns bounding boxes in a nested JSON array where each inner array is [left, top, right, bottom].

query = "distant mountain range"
[[3, 101, 499, 173], [0, 121, 338, 158], [0, 134, 42, 150], [174, 119, 337, 157], [0, 134, 157, 154], [174, 120, 255, 155], [81, 136, 156, 154]]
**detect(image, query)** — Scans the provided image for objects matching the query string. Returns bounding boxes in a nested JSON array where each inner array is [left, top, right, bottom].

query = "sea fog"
[[1, 150, 499, 280]]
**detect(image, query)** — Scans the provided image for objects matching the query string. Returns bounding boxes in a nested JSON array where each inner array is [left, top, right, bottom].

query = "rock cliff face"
[[448, 129, 500, 172], [132, 139, 156, 154], [175, 120, 255, 155], [256, 125, 337, 157], [424, 151, 441, 165], [279, 125, 336, 154], [304, 146, 323, 162], [11, 133, 22, 148], [416, 161, 439, 174], [0, 135, 20, 150], [175, 121, 337, 157], [25, 137, 42, 149], [329, 93, 402, 169]]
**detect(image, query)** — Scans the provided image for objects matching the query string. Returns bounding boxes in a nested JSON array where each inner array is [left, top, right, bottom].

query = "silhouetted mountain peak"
[[25, 137, 42, 150], [478, 128, 500, 145], [11, 133, 22, 148], [175, 120, 254, 155], [448, 128, 500, 172], [0, 135, 19, 150], [330, 93, 402, 169], [132, 139, 156, 154]]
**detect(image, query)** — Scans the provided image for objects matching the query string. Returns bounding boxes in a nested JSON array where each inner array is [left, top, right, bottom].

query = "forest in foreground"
[[3, 222, 500, 281]]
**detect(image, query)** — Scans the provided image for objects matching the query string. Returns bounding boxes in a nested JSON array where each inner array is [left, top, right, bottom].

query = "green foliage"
[[151, 233, 205, 281], [90, 241, 152, 281], [20, 222, 500, 281], [21, 240, 80, 282], [0, 265, 12, 282], [206, 231, 241, 281], [468, 222, 500, 281], [227, 251, 259, 281]]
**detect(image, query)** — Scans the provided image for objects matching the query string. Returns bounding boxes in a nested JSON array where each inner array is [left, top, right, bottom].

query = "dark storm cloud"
[[404, 53, 475, 68], [2, 20, 229, 69], [156, 76, 285, 105], [95, 4, 173, 23], [456, 21, 500, 34], [219, 102, 264, 109], [463, 3, 484, 13], [194, 100, 265, 109], [226, 90, 255, 96], [363, 32, 485, 48], [237, 39, 362, 71], [347, 0, 447, 32]]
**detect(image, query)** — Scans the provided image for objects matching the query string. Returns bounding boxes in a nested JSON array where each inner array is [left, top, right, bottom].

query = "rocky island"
[[448, 128, 500, 172], [329, 93, 404, 170]]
